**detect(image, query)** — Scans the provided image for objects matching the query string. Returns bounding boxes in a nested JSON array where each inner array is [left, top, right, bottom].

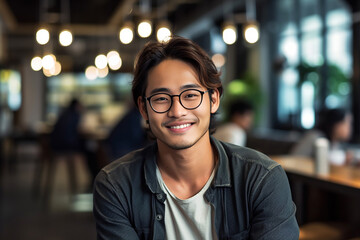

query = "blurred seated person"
[[51, 98, 83, 151], [50, 98, 99, 184], [213, 98, 254, 146], [105, 106, 149, 162], [290, 108, 352, 165]]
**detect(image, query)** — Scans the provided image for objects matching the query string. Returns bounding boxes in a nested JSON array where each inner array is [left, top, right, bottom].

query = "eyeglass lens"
[[149, 89, 204, 113]]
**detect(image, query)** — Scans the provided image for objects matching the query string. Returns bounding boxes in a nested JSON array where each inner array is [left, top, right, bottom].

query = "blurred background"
[[1, 0, 360, 239]]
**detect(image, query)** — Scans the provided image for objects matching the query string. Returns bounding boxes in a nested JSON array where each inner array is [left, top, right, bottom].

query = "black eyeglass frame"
[[145, 89, 210, 113]]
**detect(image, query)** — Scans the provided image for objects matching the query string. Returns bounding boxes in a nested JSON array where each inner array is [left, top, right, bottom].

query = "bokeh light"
[[222, 25, 237, 45], [157, 27, 171, 43], [137, 20, 152, 38], [98, 66, 109, 78], [59, 30, 73, 46], [119, 27, 134, 44], [95, 54, 107, 69], [244, 24, 259, 44], [42, 54, 56, 70], [212, 53, 226, 68], [85, 66, 98, 80], [36, 28, 50, 45], [31, 56, 43, 71], [107, 51, 122, 70]]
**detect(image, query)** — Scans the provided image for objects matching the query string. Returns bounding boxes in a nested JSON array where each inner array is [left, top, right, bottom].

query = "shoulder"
[[220, 141, 280, 172], [97, 145, 152, 186], [215, 123, 242, 134], [103, 149, 144, 171], [213, 123, 244, 143]]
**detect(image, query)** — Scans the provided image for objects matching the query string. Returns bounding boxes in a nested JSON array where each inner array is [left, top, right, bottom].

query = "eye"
[[152, 95, 170, 103], [183, 91, 200, 99]]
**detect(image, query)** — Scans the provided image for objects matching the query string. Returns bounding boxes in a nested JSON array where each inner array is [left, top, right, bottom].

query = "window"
[[271, 0, 352, 130]]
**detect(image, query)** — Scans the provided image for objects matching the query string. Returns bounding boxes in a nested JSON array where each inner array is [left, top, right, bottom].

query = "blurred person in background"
[[104, 105, 149, 162], [50, 98, 83, 151], [50, 98, 99, 186], [291, 108, 353, 165], [213, 98, 254, 146]]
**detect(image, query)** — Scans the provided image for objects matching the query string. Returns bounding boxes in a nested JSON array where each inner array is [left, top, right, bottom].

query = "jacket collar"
[[210, 136, 231, 187], [144, 136, 231, 194]]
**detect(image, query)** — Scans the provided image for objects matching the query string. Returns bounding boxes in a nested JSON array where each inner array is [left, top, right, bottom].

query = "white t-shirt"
[[213, 122, 246, 146], [156, 166, 217, 240]]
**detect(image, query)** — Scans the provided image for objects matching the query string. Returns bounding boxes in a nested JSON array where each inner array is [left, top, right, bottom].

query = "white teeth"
[[170, 123, 191, 129]]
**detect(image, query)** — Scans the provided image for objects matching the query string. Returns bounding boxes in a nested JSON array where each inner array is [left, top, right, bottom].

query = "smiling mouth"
[[168, 123, 192, 129]]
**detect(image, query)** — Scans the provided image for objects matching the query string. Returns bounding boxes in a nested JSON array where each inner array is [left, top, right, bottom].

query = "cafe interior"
[[1, 0, 360, 239]]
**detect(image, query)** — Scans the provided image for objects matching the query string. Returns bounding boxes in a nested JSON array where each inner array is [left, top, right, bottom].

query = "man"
[[93, 36, 299, 239], [214, 99, 254, 146]]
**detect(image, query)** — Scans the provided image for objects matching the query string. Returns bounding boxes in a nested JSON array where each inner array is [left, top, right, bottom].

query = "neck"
[[156, 135, 217, 199]]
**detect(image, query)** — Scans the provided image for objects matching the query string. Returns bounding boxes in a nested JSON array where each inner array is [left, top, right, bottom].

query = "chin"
[[162, 130, 209, 150], [167, 141, 196, 150]]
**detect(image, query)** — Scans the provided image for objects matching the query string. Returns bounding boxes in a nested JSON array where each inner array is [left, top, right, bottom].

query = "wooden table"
[[271, 155, 360, 228], [272, 156, 360, 194]]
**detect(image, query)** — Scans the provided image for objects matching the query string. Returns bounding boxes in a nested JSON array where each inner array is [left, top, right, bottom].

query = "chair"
[[32, 133, 84, 206]]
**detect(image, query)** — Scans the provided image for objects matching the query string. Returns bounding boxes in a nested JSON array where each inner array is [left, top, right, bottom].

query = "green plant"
[[221, 71, 264, 124], [297, 62, 349, 98]]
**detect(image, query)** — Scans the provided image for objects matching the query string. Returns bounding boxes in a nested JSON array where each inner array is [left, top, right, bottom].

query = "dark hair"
[[317, 108, 347, 140], [69, 98, 79, 108], [132, 36, 223, 132], [229, 99, 254, 117], [132, 36, 223, 105]]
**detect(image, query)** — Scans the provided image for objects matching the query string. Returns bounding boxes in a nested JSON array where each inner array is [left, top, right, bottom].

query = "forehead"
[[146, 59, 202, 93]]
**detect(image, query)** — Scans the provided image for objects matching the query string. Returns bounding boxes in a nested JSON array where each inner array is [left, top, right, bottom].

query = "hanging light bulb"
[[119, 22, 134, 44], [42, 54, 56, 70], [157, 27, 171, 42], [49, 61, 62, 76], [107, 50, 122, 70], [244, 0, 260, 44], [95, 54, 108, 69], [59, 30, 73, 46], [36, 28, 50, 45], [222, 23, 237, 45], [31, 56, 43, 71], [98, 66, 109, 78], [85, 66, 98, 80], [137, 20, 152, 38], [244, 23, 259, 44], [43, 68, 53, 77], [156, 22, 171, 43]]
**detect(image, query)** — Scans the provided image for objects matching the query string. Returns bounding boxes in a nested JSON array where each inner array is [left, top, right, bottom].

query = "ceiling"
[[0, 0, 243, 72], [0, 0, 358, 73]]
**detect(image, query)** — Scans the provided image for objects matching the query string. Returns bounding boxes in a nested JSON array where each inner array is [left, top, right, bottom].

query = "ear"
[[210, 89, 220, 114], [137, 96, 149, 121]]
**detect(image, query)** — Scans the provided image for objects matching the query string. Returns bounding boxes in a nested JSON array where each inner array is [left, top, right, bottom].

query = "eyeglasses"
[[145, 89, 210, 113]]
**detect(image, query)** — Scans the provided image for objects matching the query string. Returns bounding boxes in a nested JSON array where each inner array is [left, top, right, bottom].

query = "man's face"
[[240, 111, 254, 131], [333, 114, 352, 141], [138, 59, 220, 150]]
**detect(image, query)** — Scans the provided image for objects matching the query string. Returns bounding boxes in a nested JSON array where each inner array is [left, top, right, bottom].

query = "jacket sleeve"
[[249, 165, 299, 240], [93, 170, 140, 240]]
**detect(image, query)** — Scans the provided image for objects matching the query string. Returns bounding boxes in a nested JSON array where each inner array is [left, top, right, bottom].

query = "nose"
[[167, 96, 187, 117]]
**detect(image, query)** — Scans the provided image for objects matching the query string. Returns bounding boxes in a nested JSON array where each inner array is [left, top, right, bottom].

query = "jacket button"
[[156, 214, 163, 221], [156, 194, 163, 200]]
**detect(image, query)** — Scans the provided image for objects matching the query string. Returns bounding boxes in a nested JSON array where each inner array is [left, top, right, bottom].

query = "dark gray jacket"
[[93, 137, 299, 240]]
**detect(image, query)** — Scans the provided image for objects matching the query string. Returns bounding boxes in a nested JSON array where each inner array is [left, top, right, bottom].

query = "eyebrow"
[[148, 84, 202, 95]]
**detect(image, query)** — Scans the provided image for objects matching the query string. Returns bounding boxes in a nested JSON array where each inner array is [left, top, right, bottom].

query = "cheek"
[[148, 112, 162, 126], [245, 115, 253, 125]]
